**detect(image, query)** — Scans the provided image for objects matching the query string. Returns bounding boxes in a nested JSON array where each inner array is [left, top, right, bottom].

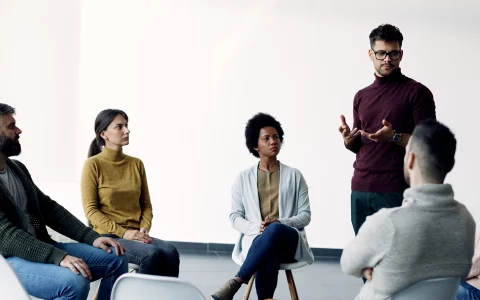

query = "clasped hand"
[[260, 216, 279, 233], [123, 228, 152, 243]]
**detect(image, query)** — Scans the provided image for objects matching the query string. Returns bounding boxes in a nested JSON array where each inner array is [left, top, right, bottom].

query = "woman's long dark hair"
[[88, 109, 129, 157]]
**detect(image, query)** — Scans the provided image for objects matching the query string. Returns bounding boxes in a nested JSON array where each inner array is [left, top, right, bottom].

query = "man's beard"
[[375, 64, 397, 77], [0, 134, 21, 157]]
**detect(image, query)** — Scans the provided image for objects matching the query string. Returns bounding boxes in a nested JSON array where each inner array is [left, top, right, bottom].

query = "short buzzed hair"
[[410, 119, 456, 181], [0, 104, 15, 116]]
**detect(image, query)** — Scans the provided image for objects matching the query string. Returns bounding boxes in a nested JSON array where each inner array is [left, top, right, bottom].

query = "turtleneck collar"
[[99, 146, 126, 162], [402, 183, 456, 209], [373, 68, 404, 85]]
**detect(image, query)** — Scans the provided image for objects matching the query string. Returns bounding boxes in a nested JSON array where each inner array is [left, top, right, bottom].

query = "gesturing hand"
[[339, 115, 360, 145], [260, 216, 279, 233], [93, 236, 126, 256], [123, 229, 152, 244], [362, 267, 373, 281], [360, 119, 394, 143], [60, 255, 92, 280]]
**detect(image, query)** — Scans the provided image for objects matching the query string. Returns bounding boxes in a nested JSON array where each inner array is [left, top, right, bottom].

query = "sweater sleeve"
[[229, 174, 261, 236], [12, 160, 100, 247], [34, 185, 100, 246], [345, 92, 362, 154], [340, 209, 394, 277], [0, 209, 68, 265], [138, 161, 153, 231], [410, 83, 436, 125], [81, 159, 127, 238], [278, 173, 311, 229]]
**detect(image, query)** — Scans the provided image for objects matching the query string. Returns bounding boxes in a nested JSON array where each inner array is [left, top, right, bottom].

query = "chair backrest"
[[0, 255, 31, 300], [111, 273, 206, 300], [391, 277, 460, 300]]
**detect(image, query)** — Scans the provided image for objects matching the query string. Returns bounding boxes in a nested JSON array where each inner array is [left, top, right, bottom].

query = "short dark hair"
[[410, 119, 456, 181], [245, 113, 284, 158], [369, 24, 403, 48], [88, 109, 129, 157], [0, 104, 15, 116]]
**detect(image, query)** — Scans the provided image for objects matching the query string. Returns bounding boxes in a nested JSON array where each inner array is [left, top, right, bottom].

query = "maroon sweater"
[[346, 69, 436, 193]]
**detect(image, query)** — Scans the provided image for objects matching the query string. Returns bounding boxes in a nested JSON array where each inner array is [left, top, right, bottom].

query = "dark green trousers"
[[351, 190, 404, 235]]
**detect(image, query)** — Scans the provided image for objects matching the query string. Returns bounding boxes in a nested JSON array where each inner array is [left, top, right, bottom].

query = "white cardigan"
[[230, 162, 314, 264]]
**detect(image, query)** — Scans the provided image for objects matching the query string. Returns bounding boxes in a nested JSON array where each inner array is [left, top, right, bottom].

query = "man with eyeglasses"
[[339, 24, 436, 237]]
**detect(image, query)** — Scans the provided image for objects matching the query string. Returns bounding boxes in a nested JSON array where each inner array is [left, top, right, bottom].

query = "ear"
[[399, 49, 404, 61], [407, 152, 415, 170], [100, 131, 108, 141], [368, 48, 374, 61]]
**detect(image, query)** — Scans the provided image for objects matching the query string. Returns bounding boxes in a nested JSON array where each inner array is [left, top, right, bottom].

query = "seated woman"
[[81, 109, 179, 277], [456, 231, 480, 300], [212, 113, 314, 300]]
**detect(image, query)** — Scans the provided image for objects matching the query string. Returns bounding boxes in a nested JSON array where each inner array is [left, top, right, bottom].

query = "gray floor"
[[177, 249, 362, 300]]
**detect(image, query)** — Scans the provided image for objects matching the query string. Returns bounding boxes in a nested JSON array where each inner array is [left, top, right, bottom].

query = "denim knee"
[[116, 253, 129, 274], [263, 222, 284, 237], [165, 245, 180, 263], [61, 272, 90, 300], [267, 222, 284, 232]]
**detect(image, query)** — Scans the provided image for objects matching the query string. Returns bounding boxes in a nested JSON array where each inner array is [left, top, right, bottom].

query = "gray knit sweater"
[[341, 184, 476, 300], [0, 159, 100, 265]]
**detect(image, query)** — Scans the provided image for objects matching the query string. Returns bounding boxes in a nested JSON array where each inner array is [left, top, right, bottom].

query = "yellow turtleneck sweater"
[[81, 147, 153, 238]]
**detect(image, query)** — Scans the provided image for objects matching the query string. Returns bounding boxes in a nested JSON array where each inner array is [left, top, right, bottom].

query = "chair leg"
[[92, 285, 100, 300], [244, 275, 255, 300], [285, 270, 299, 300]]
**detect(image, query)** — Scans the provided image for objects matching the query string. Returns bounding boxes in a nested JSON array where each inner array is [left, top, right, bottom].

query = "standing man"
[[339, 23, 436, 235]]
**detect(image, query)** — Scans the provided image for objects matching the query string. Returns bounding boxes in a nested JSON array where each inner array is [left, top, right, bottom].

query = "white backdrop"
[[1, 0, 479, 248]]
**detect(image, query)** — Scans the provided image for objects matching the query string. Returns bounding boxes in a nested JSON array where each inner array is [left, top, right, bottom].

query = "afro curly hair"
[[245, 113, 284, 158]]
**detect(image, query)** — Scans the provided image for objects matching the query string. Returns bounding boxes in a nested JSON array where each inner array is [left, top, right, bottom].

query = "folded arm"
[[341, 210, 394, 277]]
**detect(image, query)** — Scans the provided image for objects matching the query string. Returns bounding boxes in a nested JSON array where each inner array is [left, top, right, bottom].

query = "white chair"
[[391, 277, 461, 300], [232, 245, 308, 300], [111, 273, 206, 300], [0, 255, 32, 300], [88, 263, 139, 300]]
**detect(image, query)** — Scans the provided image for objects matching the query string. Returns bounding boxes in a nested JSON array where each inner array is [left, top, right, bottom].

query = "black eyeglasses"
[[371, 49, 402, 61]]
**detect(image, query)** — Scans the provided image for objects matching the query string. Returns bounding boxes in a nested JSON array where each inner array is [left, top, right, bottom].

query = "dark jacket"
[[0, 159, 99, 265]]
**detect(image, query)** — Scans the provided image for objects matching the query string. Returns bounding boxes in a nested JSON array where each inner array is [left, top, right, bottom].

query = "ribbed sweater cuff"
[[47, 248, 68, 265], [114, 227, 128, 239], [81, 229, 101, 245]]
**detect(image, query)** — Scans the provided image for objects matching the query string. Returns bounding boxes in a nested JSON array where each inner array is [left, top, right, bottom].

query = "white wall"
[[0, 0, 85, 217], [1, 0, 479, 248]]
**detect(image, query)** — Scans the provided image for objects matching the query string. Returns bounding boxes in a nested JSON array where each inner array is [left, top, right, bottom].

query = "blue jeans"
[[237, 222, 299, 300], [7, 242, 128, 300], [102, 234, 180, 277], [351, 190, 403, 235], [456, 282, 480, 300]]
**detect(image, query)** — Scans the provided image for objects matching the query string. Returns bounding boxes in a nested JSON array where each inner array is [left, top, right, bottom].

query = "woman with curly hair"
[[212, 113, 314, 300]]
